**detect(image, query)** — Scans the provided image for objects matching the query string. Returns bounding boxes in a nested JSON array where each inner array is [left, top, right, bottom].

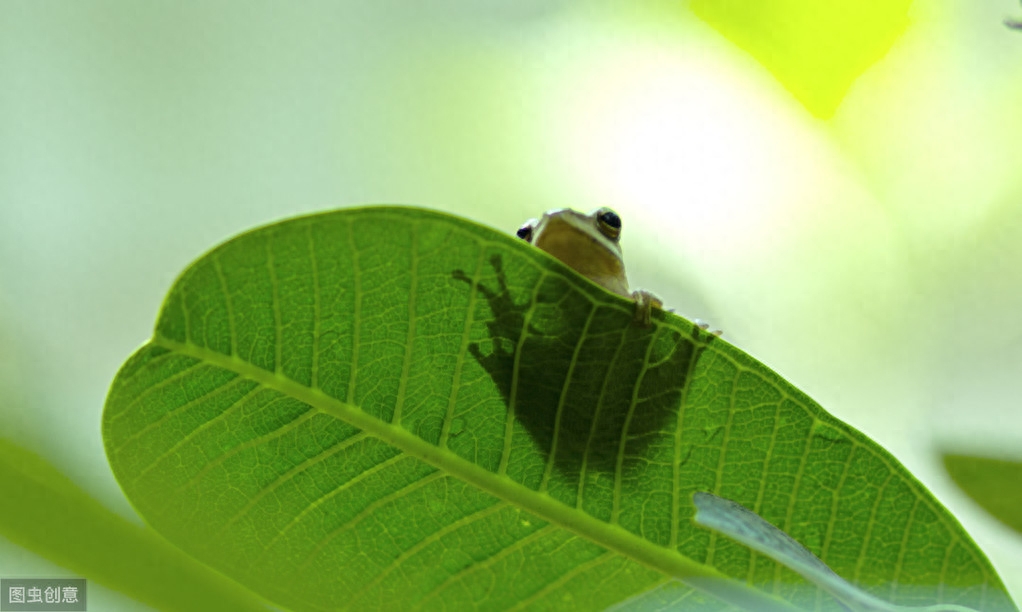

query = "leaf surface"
[[103, 206, 1014, 611]]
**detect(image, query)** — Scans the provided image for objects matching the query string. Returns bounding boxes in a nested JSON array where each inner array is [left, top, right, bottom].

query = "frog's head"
[[517, 207, 622, 254], [516, 207, 629, 298]]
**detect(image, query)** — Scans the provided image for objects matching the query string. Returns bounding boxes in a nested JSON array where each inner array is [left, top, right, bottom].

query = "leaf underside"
[[103, 207, 1014, 611]]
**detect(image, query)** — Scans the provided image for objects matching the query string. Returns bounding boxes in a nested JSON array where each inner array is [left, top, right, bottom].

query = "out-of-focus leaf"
[[943, 454, 1022, 535], [0, 438, 269, 611], [689, 0, 912, 118]]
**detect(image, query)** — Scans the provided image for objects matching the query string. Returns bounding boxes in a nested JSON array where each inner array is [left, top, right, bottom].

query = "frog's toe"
[[630, 290, 662, 326], [694, 318, 724, 337]]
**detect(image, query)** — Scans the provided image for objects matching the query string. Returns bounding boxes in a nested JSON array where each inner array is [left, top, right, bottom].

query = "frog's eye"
[[596, 208, 622, 241], [516, 221, 536, 242]]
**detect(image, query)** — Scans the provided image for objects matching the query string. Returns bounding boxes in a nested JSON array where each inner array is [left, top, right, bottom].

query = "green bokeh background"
[[2, 2, 1021, 609]]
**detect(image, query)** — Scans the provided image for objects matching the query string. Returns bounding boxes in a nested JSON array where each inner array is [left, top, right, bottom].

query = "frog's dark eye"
[[516, 221, 535, 242], [596, 208, 621, 240]]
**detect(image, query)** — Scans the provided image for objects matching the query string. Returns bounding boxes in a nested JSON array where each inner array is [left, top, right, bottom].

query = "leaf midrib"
[[152, 335, 736, 591]]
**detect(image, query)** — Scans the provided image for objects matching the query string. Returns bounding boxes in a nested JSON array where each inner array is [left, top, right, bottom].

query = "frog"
[[515, 207, 662, 326]]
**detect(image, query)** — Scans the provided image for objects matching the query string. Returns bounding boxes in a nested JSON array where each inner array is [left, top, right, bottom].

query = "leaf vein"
[[612, 325, 662, 525], [294, 468, 445, 572], [222, 431, 372, 530], [307, 223, 322, 389], [540, 302, 597, 493], [414, 523, 558, 608], [112, 374, 249, 453], [266, 234, 282, 374], [439, 245, 487, 448], [577, 319, 631, 510], [704, 365, 742, 567], [170, 395, 318, 494], [346, 501, 510, 607], [852, 472, 892, 583], [391, 223, 420, 425], [127, 381, 263, 487], [498, 271, 544, 476], [346, 219, 361, 404], [106, 359, 209, 424], [509, 550, 616, 611], [746, 394, 785, 581], [211, 252, 237, 357]]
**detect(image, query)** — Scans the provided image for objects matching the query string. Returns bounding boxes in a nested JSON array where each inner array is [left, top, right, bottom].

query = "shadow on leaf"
[[454, 254, 715, 490]]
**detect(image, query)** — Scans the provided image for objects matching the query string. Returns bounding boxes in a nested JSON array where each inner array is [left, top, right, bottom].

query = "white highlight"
[[550, 40, 817, 257]]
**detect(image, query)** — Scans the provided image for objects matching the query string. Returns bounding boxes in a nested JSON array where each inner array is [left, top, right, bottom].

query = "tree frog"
[[516, 207, 662, 325]]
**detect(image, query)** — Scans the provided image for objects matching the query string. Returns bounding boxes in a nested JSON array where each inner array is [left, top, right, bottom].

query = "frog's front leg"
[[630, 289, 663, 326]]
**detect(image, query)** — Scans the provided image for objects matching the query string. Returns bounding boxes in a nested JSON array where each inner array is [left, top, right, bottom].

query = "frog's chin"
[[533, 227, 629, 298]]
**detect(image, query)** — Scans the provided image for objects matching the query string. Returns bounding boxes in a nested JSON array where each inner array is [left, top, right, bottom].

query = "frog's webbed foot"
[[630, 290, 663, 327], [694, 318, 724, 337]]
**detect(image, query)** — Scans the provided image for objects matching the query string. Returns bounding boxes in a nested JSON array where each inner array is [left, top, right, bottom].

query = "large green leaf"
[[102, 206, 1014, 611]]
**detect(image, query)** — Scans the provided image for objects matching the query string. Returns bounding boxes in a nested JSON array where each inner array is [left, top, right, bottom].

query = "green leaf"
[[0, 438, 270, 611], [689, 0, 912, 118], [943, 454, 1022, 536], [102, 206, 1014, 611]]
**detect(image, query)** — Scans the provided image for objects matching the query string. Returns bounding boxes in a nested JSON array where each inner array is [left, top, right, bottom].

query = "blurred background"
[[2, 1, 1021, 609]]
